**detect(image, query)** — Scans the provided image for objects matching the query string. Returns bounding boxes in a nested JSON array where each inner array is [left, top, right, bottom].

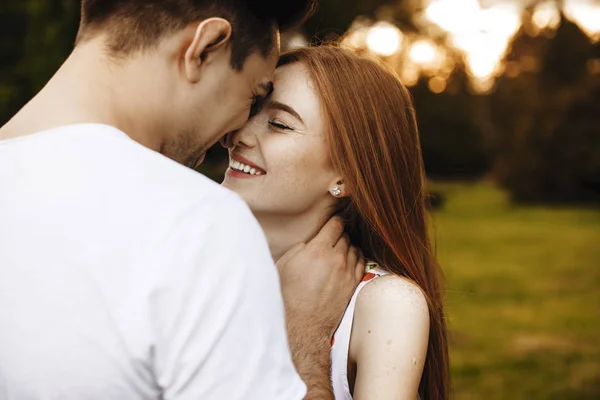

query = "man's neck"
[[0, 38, 165, 151], [256, 206, 331, 262]]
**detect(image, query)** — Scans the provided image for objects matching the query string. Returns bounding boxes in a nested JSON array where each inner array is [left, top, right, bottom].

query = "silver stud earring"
[[330, 186, 342, 196]]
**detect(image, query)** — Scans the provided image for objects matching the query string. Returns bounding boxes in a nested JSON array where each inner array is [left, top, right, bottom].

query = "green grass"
[[428, 181, 600, 400]]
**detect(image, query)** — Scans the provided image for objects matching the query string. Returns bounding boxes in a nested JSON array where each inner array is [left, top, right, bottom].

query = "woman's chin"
[[221, 178, 249, 201]]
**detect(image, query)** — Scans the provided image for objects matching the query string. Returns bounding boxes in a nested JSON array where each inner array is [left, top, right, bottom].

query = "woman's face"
[[221, 62, 339, 216]]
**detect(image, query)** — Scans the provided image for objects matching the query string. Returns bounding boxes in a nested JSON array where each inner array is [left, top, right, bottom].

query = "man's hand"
[[277, 217, 365, 399]]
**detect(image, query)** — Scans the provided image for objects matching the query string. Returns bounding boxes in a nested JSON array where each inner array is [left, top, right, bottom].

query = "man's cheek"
[[228, 107, 250, 133]]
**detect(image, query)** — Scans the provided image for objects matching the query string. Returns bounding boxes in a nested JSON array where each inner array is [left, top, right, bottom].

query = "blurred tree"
[[0, 0, 79, 125], [303, 0, 415, 40], [20, 0, 80, 91], [0, 2, 28, 124], [549, 85, 600, 201], [490, 9, 600, 203], [411, 63, 489, 178]]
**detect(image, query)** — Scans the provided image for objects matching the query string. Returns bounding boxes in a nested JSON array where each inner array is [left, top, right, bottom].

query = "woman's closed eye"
[[268, 119, 294, 131]]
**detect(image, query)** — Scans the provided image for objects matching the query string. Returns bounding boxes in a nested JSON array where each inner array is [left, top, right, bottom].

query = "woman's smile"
[[227, 154, 267, 178]]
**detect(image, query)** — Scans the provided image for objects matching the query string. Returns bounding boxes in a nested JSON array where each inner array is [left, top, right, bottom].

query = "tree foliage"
[[0, 0, 79, 124], [490, 13, 600, 203]]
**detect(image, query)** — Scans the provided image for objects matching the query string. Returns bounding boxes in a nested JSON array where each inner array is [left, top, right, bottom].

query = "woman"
[[221, 45, 449, 400]]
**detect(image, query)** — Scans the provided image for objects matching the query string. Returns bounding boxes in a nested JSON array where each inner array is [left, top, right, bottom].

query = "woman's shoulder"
[[352, 269, 430, 346], [358, 264, 429, 315], [347, 269, 429, 400]]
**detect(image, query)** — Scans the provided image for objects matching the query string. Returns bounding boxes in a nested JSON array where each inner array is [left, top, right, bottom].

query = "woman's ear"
[[184, 17, 232, 83], [328, 179, 349, 198]]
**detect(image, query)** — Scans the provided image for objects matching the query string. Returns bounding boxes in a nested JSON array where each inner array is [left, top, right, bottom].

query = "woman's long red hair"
[[279, 46, 450, 400]]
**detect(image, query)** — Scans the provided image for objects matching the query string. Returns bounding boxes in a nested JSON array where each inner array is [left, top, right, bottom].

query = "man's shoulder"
[[0, 122, 248, 225], [62, 123, 238, 207]]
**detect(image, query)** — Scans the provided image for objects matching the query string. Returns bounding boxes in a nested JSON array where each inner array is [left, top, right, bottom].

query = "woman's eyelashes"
[[268, 119, 294, 131]]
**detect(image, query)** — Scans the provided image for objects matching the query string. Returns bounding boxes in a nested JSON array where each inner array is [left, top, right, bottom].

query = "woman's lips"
[[229, 154, 267, 175], [226, 168, 262, 179]]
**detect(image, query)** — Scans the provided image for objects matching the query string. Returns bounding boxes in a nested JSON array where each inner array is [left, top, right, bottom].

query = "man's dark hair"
[[77, 0, 316, 69]]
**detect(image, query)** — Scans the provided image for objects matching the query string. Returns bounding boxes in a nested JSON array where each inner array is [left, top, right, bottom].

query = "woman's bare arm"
[[349, 275, 430, 400]]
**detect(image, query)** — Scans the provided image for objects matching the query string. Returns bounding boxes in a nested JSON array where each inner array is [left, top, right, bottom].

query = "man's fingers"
[[309, 217, 344, 248], [354, 250, 365, 282], [333, 234, 350, 254], [346, 246, 358, 273]]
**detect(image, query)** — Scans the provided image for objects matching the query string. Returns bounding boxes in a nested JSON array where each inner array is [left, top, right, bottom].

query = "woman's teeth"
[[230, 160, 263, 176]]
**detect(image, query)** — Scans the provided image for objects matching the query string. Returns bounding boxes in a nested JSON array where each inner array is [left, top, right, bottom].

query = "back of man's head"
[[76, 0, 316, 69]]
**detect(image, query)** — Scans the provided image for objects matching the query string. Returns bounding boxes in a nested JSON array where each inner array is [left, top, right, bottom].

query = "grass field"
[[429, 181, 600, 400]]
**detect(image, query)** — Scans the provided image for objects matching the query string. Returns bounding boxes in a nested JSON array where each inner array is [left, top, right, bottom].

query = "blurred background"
[[1, 0, 599, 398]]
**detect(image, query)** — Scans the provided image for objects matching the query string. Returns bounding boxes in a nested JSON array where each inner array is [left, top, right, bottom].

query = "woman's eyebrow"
[[266, 100, 304, 124]]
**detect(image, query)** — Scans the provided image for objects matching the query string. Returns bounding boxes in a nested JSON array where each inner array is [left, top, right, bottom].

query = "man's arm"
[[277, 218, 364, 399], [286, 324, 334, 398]]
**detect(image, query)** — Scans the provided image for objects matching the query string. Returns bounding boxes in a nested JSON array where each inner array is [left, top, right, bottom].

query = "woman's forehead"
[[272, 63, 322, 127]]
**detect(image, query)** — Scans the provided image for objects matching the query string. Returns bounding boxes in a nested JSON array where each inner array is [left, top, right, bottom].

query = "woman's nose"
[[227, 119, 260, 149], [220, 128, 255, 150]]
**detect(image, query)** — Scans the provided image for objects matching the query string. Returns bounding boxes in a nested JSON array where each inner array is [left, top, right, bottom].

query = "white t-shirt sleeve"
[[149, 194, 306, 400]]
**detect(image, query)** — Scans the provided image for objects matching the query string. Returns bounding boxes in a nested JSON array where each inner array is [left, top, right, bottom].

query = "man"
[[0, 1, 363, 399]]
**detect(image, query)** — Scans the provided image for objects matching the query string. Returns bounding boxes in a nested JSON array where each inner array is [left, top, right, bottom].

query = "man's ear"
[[184, 17, 232, 83]]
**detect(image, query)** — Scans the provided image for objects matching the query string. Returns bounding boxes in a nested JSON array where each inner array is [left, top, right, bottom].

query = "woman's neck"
[[255, 208, 330, 262]]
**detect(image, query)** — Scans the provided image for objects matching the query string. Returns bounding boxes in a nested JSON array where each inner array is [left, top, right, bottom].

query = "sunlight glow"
[[401, 63, 420, 87], [285, 33, 308, 50], [532, 2, 561, 30], [343, 0, 600, 92], [565, 1, 600, 41], [366, 21, 403, 56], [428, 76, 447, 94], [341, 18, 371, 49], [424, 0, 522, 85], [425, 0, 480, 34], [408, 38, 448, 76], [409, 39, 437, 66]]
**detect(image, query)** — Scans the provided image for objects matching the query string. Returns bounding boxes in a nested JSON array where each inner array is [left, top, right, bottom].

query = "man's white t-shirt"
[[0, 124, 306, 399]]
